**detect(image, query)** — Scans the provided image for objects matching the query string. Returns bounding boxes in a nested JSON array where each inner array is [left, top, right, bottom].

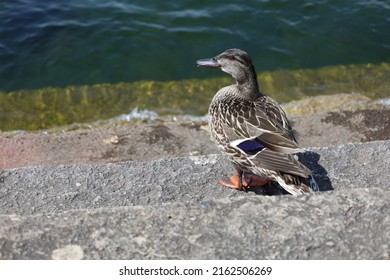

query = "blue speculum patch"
[[237, 139, 265, 155]]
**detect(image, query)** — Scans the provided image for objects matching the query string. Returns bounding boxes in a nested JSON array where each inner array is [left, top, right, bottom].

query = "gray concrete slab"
[[0, 141, 389, 259], [0, 188, 388, 260], [1, 107, 389, 170], [0, 141, 389, 216]]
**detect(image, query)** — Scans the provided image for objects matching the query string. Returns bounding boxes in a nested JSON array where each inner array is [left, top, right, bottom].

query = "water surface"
[[1, 0, 389, 91]]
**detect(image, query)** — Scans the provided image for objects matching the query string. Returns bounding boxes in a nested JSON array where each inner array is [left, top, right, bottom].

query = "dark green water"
[[1, 0, 389, 91], [1, 0, 389, 131]]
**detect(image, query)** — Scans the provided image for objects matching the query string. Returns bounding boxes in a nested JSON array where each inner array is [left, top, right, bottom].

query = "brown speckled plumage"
[[197, 48, 318, 195]]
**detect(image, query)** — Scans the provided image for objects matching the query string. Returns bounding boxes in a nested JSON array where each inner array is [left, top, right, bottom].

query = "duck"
[[196, 48, 319, 195]]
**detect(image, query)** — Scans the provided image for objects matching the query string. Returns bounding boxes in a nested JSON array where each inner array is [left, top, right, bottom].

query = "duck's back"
[[208, 86, 299, 153]]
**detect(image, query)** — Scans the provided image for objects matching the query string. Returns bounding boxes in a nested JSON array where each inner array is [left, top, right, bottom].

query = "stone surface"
[[0, 188, 388, 260], [1, 108, 389, 169], [1, 96, 389, 260], [0, 141, 389, 259]]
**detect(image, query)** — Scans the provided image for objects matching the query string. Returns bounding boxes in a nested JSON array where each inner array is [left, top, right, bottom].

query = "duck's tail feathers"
[[275, 173, 319, 196]]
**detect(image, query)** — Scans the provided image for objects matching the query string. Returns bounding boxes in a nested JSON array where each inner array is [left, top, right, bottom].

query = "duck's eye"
[[226, 54, 234, 60]]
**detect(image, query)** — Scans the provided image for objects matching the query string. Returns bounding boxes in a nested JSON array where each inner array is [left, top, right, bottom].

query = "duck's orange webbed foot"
[[218, 171, 269, 191], [218, 173, 243, 190]]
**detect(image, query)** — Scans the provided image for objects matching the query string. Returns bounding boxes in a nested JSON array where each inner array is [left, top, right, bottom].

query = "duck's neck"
[[233, 65, 261, 100]]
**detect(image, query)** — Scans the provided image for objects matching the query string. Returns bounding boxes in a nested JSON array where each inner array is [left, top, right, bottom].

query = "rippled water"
[[1, 0, 389, 92]]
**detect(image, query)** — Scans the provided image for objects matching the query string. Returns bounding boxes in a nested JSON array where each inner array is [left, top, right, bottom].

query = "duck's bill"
[[196, 58, 221, 68]]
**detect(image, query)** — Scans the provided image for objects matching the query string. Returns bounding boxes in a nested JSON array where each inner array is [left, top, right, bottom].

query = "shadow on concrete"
[[303, 151, 333, 192]]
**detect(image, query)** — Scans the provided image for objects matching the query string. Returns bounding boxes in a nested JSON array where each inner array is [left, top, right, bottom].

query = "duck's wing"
[[223, 97, 310, 177], [225, 96, 301, 152], [231, 138, 311, 178]]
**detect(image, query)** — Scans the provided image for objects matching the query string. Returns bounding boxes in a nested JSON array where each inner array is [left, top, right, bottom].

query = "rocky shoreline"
[[0, 94, 389, 259]]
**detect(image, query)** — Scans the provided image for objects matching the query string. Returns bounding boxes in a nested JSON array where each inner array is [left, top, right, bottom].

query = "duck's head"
[[196, 48, 257, 86]]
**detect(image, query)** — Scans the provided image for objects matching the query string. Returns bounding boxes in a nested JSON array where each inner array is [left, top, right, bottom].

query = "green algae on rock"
[[0, 63, 389, 131]]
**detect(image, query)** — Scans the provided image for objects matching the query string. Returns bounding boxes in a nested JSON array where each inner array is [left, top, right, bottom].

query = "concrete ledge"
[[0, 188, 388, 259], [1, 107, 389, 170], [0, 141, 389, 215], [0, 140, 389, 259]]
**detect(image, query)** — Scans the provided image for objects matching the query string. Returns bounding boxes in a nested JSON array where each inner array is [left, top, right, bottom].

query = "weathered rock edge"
[[1, 106, 389, 170], [0, 141, 389, 215], [0, 188, 388, 260], [0, 140, 389, 259]]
